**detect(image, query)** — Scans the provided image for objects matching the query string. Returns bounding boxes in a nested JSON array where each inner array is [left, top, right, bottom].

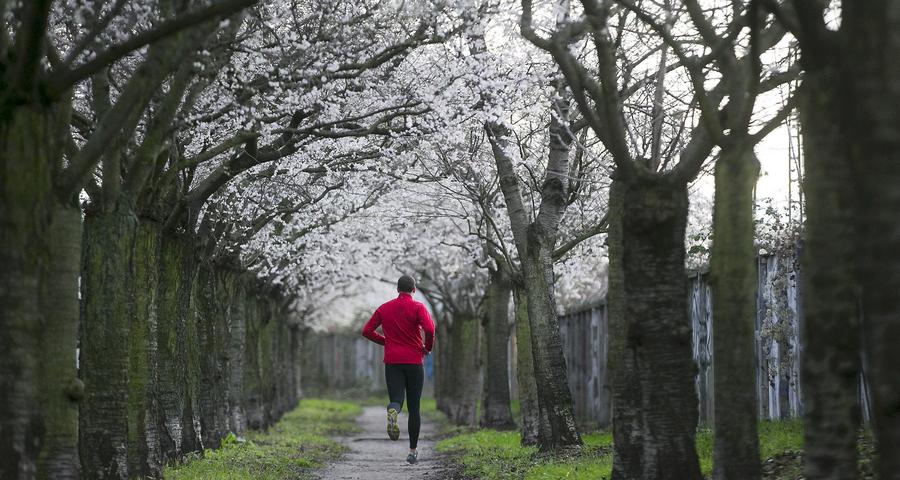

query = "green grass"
[[758, 420, 804, 458], [164, 399, 361, 480], [420, 396, 438, 417], [436, 430, 536, 479], [437, 421, 804, 480]]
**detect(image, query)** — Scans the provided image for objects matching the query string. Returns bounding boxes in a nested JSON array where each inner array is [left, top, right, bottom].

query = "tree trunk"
[[243, 295, 263, 429], [37, 201, 82, 480], [521, 242, 582, 450], [195, 264, 230, 449], [710, 144, 761, 480], [257, 298, 276, 426], [130, 219, 162, 476], [480, 270, 515, 430], [274, 307, 294, 416], [435, 318, 451, 416], [0, 104, 79, 479], [608, 176, 643, 479], [156, 233, 203, 461], [290, 325, 303, 401], [80, 207, 163, 479], [797, 74, 861, 480], [445, 314, 480, 426], [610, 173, 702, 480], [843, 4, 900, 477], [227, 273, 248, 433], [79, 204, 138, 479], [513, 287, 541, 446], [488, 85, 582, 449]]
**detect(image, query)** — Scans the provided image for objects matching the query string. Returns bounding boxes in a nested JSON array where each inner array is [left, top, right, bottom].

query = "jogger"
[[385, 363, 425, 449], [361, 275, 435, 464]]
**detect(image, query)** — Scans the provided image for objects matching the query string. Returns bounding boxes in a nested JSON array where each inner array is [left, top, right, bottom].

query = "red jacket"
[[361, 292, 435, 364]]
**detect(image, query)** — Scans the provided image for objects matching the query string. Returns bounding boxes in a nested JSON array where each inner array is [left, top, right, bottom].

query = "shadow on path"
[[315, 405, 454, 479]]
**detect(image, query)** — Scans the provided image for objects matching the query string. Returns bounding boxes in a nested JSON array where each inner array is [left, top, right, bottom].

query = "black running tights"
[[385, 363, 424, 449]]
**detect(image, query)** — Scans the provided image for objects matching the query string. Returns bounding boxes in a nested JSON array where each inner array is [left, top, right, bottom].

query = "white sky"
[[756, 124, 799, 203]]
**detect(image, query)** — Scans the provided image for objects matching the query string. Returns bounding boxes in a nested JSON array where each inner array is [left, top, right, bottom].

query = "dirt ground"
[[315, 405, 455, 480]]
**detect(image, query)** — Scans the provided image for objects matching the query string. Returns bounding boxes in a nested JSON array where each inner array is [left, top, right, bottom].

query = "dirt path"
[[315, 405, 453, 480]]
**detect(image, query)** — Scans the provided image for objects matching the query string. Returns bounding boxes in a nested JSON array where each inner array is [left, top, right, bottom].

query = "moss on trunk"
[[36, 201, 82, 480], [0, 104, 74, 479], [435, 319, 452, 416], [480, 270, 515, 430], [79, 204, 139, 479], [521, 247, 582, 450], [156, 233, 203, 461], [243, 294, 264, 429], [130, 219, 162, 477], [710, 144, 762, 480], [195, 264, 231, 449], [796, 74, 861, 480], [445, 313, 481, 426], [513, 287, 540, 446]]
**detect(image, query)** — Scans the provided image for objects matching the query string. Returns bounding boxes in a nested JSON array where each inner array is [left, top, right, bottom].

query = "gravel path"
[[315, 405, 453, 480]]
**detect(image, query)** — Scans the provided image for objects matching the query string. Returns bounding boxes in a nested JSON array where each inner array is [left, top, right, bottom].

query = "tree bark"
[[520, 244, 582, 449], [257, 298, 276, 426], [513, 286, 541, 446], [445, 314, 481, 426], [79, 204, 138, 479], [842, 4, 900, 476], [0, 104, 79, 479], [480, 269, 515, 430], [37, 201, 82, 480], [195, 264, 231, 449], [156, 232, 203, 461], [797, 73, 861, 480], [610, 172, 702, 480], [608, 176, 643, 479], [243, 294, 264, 429], [227, 272, 249, 433], [80, 208, 163, 479], [129, 219, 162, 477], [435, 318, 451, 416], [290, 325, 303, 401], [487, 83, 583, 449], [710, 143, 762, 480]]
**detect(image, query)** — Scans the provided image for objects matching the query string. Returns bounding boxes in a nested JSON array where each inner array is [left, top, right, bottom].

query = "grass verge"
[[436, 420, 809, 480], [164, 398, 361, 480]]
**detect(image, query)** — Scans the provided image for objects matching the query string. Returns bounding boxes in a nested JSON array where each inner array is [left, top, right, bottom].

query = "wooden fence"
[[558, 254, 873, 430]]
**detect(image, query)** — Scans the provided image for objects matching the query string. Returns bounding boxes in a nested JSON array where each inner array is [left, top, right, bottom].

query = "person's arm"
[[419, 304, 435, 353], [361, 308, 386, 345]]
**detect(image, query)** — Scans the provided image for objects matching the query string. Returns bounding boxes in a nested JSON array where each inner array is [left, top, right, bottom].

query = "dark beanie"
[[397, 275, 415, 293]]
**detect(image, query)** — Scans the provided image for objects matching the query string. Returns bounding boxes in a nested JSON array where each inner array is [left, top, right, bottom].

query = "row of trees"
[[0, 1, 469, 478], [383, 2, 897, 480], [2, 0, 897, 479]]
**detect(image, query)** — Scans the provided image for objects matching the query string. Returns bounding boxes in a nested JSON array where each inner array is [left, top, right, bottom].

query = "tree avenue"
[[0, 1, 897, 479]]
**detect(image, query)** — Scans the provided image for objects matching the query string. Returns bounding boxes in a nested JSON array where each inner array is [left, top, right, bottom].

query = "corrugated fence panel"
[[557, 253, 871, 428], [559, 306, 611, 430], [690, 274, 714, 425]]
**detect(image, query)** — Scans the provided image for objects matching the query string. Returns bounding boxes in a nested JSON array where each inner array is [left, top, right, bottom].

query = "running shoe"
[[387, 407, 400, 441], [406, 450, 418, 464]]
